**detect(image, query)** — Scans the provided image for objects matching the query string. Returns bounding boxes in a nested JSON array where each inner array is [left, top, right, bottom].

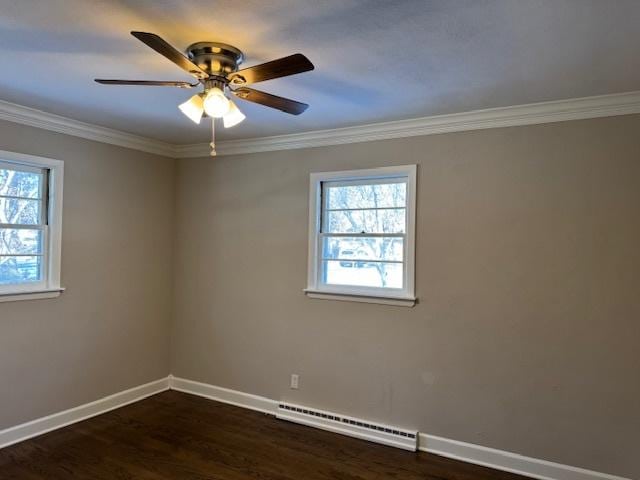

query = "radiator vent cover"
[[277, 402, 417, 451]]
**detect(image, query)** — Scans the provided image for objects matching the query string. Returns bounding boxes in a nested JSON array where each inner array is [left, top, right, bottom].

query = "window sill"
[[0, 287, 65, 303], [304, 289, 416, 307]]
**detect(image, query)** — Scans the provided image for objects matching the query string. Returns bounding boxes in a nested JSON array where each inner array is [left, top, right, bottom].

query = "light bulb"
[[203, 87, 230, 118], [178, 94, 204, 124], [223, 100, 246, 128]]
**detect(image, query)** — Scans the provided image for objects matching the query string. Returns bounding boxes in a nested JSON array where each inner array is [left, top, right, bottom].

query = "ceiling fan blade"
[[131, 31, 208, 79], [95, 79, 198, 88], [232, 87, 309, 115], [228, 54, 314, 86]]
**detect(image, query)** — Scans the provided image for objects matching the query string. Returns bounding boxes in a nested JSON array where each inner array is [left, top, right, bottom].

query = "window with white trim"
[[306, 165, 416, 306], [0, 150, 64, 302]]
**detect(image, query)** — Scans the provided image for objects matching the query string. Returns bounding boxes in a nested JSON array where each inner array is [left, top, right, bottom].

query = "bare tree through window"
[[0, 166, 44, 284], [322, 180, 406, 288]]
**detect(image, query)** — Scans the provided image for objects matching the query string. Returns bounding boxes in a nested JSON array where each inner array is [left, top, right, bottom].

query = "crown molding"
[[180, 91, 640, 157], [2, 91, 640, 159], [0, 99, 177, 157], [172, 142, 212, 158]]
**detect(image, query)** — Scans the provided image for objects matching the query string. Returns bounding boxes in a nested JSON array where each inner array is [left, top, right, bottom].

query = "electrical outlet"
[[290, 374, 299, 389]]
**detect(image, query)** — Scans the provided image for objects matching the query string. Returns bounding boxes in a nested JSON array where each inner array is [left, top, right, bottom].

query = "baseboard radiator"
[[276, 402, 418, 451]]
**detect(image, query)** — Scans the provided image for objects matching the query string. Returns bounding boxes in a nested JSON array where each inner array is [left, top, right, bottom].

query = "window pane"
[[324, 208, 405, 234], [325, 182, 406, 210], [0, 198, 42, 225], [0, 168, 43, 199], [322, 236, 403, 262], [0, 255, 42, 284], [0, 228, 43, 255], [323, 260, 403, 289]]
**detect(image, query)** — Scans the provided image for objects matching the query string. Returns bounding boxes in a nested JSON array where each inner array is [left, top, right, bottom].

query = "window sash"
[[317, 176, 409, 293], [0, 165, 48, 227], [320, 179, 407, 232], [0, 225, 51, 286], [317, 234, 407, 290], [0, 163, 50, 289]]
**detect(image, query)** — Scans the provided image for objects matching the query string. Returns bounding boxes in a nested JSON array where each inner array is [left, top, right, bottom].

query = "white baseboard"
[[0, 377, 169, 449], [169, 376, 278, 415], [0, 375, 630, 480], [418, 434, 630, 480], [169, 377, 630, 480]]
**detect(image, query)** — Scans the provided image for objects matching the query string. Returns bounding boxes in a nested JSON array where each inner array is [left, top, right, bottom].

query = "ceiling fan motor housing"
[[186, 42, 244, 78]]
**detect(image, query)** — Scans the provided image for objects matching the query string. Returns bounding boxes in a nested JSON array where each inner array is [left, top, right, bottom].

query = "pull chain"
[[209, 117, 217, 157]]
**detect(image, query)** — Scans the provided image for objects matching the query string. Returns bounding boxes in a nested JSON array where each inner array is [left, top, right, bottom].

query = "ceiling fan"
[[95, 31, 314, 155]]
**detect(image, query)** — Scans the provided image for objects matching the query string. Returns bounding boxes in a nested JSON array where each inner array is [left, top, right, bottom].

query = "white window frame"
[[0, 150, 64, 303], [305, 165, 417, 307]]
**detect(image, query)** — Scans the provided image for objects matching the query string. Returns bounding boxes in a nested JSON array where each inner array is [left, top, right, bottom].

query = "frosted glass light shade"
[[178, 94, 204, 124], [223, 100, 246, 128], [203, 87, 230, 118]]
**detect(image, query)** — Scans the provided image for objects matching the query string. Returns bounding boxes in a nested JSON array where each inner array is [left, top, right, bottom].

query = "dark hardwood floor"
[[0, 390, 531, 480]]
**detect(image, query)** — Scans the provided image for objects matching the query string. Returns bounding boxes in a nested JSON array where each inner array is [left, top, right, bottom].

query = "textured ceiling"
[[1, 0, 639, 144]]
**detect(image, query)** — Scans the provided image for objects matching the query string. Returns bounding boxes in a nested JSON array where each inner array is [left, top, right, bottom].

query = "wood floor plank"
[[0, 391, 532, 480]]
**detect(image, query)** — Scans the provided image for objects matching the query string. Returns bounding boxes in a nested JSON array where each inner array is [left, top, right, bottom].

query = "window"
[[0, 150, 64, 302], [306, 165, 416, 306]]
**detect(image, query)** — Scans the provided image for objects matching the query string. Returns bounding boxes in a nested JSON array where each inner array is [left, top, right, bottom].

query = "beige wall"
[[171, 115, 640, 478], [0, 114, 637, 478], [0, 120, 174, 429]]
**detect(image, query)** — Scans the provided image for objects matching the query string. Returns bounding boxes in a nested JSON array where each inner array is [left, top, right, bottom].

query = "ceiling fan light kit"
[[95, 32, 314, 156]]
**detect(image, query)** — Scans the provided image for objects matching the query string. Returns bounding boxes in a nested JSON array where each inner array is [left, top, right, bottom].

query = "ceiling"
[[1, 0, 639, 144]]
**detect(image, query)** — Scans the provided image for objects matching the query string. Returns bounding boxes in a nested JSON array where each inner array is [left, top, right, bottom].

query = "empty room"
[[0, 1, 638, 479]]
